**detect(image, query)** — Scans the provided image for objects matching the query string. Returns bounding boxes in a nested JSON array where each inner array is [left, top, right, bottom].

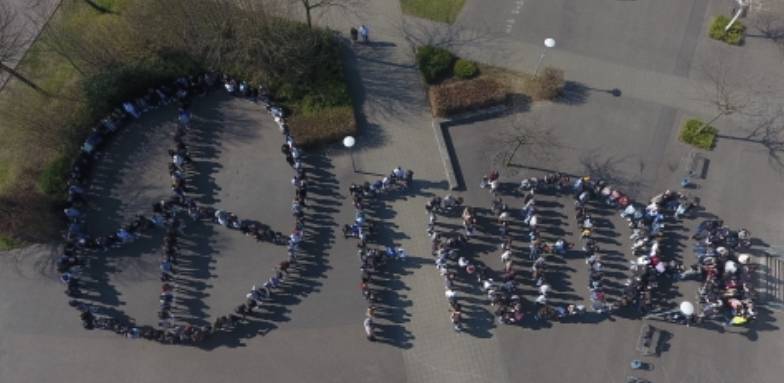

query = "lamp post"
[[534, 37, 556, 76], [343, 135, 356, 172]]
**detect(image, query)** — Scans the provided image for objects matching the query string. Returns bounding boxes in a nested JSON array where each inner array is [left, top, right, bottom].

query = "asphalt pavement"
[[1, 0, 783, 382]]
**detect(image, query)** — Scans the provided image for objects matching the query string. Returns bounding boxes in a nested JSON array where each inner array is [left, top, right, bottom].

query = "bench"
[[636, 323, 661, 356]]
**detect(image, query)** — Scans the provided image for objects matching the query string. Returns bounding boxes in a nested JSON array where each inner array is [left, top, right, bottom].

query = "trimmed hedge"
[[416, 45, 456, 84], [528, 67, 565, 100], [400, 0, 467, 24], [289, 105, 357, 147], [709, 15, 745, 45], [679, 119, 717, 150], [429, 78, 507, 117], [453, 59, 478, 79]]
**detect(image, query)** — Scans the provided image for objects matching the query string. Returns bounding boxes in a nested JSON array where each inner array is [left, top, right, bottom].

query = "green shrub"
[[37, 155, 72, 197], [709, 15, 745, 45], [429, 78, 507, 117], [528, 67, 565, 100], [679, 119, 717, 150], [0, 234, 21, 251], [298, 79, 352, 116], [416, 45, 456, 84], [289, 105, 357, 147], [453, 59, 478, 79], [80, 51, 202, 122]]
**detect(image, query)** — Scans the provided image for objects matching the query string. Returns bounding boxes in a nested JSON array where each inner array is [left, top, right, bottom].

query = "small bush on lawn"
[[289, 105, 357, 147], [416, 45, 456, 84], [709, 15, 745, 45], [453, 59, 478, 79], [37, 155, 73, 197], [679, 119, 717, 150], [429, 78, 507, 117], [528, 67, 565, 100]]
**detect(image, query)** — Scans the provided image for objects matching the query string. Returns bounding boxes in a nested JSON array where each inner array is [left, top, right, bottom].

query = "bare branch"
[[699, 58, 750, 117], [749, 4, 784, 55], [0, 2, 32, 65], [292, 0, 359, 28], [488, 114, 561, 174]]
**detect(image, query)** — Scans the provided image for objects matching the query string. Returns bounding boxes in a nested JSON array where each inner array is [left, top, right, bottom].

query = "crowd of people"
[[229, 118, 307, 332], [514, 173, 596, 321], [60, 75, 213, 301], [56, 67, 760, 343], [427, 201, 474, 331], [510, 170, 759, 327], [494, 172, 593, 322], [420, 166, 761, 330], [62, 72, 310, 344], [687, 220, 756, 325], [425, 183, 534, 331], [347, 166, 413, 341], [517, 173, 694, 318]]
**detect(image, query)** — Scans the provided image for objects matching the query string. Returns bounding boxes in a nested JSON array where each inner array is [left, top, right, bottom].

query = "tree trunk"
[[505, 139, 525, 166], [699, 112, 724, 134], [0, 61, 49, 96], [305, 7, 312, 29], [83, 0, 113, 14]]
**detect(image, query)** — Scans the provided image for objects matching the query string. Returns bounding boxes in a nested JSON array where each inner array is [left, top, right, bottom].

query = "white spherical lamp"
[[680, 301, 695, 316]]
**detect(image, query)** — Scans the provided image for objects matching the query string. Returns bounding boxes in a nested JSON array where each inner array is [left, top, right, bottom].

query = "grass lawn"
[[0, 0, 116, 193], [0, 0, 356, 246], [401, 0, 466, 24]]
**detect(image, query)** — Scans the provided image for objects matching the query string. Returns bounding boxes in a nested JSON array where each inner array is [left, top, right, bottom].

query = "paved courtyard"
[[443, 104, 784, 382], [1, 0, 784, 382], [0, 92, 408, 382]]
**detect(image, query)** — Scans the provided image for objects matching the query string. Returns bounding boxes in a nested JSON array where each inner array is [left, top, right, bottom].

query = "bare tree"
[[293, 0, 355, 29], [750, 4, 784, 54], [737, 104, 784, 172], [697, 59, 755, 132], [696, 53, 784, 171], [493, 115, 559, 169], [0, 2, 47, 94]]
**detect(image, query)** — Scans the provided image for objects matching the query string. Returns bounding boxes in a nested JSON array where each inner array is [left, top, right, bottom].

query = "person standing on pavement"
[[358, 24, 369, 43], [450, 305, 463, 332], [350, 26, 358, 43], [363, 316, 375, 341]]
